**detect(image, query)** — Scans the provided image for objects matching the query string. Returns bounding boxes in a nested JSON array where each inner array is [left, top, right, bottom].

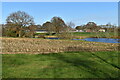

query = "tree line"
[[2, 11, 120, 38], [2, 11, 73, 38]]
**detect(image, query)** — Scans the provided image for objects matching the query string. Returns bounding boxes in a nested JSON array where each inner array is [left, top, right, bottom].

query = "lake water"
[[46, 37, 120, 43], [45, 37, 60, 39], [73, 38, 120, 43]]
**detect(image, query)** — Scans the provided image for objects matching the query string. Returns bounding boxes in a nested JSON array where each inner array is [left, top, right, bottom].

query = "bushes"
[[5, 30, 17, 37]]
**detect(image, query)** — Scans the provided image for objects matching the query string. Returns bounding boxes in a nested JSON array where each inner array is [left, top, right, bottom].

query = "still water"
[[73, 38, 120, 43], [46, 37, 120, 43]]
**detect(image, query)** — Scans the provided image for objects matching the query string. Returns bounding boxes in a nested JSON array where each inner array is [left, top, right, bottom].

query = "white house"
[[76, 30, 84, 32], [99, 29, 106, 32], [35, 30, 48, 33]]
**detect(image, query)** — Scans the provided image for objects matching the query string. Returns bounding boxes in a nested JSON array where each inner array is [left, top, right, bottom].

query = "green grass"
[[2, 51, 120, 78], [72, 32, 115, 37]]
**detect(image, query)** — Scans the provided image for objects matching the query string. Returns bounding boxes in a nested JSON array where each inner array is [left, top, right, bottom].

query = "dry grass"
[[2, 37, 119, 54]]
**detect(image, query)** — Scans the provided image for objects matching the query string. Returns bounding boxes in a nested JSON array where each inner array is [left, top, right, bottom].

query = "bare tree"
[[6, 11, 34, 37], [67, 21, 75, 28]]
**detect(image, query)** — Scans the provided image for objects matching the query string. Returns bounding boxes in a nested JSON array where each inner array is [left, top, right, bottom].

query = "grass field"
[[2, 51, 120, 78], [72, 32, 116, 38], [35, 32, 117, 39]]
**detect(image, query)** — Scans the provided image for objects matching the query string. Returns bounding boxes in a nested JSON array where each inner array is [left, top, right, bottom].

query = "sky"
[[1, 0, 119, 2], [2, 2, 118, 26]]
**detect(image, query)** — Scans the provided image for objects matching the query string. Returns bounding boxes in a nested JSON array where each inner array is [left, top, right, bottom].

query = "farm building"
[[35, 30, 48, 33], [99, 29, 106, 32]]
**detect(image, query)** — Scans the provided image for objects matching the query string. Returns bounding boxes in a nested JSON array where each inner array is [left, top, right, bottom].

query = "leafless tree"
[[6, 11, 34, 37], [67, 21, 75, 28]]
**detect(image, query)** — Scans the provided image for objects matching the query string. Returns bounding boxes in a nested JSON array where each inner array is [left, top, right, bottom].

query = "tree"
[[2, 24, 6, 36], [6, 11, 34, 37], [85, 22, 100, 32], [3, 24, 19, 37], [51, 16, 67, 33], [67, 21, 75, 28], [75, 26, 82, 30], [27, 25, 38, 37], [42, 21, 54, 34], [66, 21, 76, 32], [36, 25, 42, 29], [86, 22, 97, 29], [106, 23, 112, 28]]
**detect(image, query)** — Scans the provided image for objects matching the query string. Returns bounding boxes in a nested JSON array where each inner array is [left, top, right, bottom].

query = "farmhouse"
[[99, 29, 106, 32], [35, 30, 48, 33], [76, 30, 84, 32]]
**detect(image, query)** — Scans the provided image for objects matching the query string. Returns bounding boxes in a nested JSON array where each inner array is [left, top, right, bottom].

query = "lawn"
[[34, 32, 117, 39], [2, 51, 120, 78], [72, 32, 115, 38]]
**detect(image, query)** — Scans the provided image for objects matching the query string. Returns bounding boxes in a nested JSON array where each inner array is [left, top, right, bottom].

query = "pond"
[[46, 37, 120, 43], [45, 37, 60, 39], [73, 38, 120, 43]]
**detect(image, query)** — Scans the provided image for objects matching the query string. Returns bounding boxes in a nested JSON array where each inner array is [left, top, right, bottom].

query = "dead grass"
[[2, 37, 119, 54]]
